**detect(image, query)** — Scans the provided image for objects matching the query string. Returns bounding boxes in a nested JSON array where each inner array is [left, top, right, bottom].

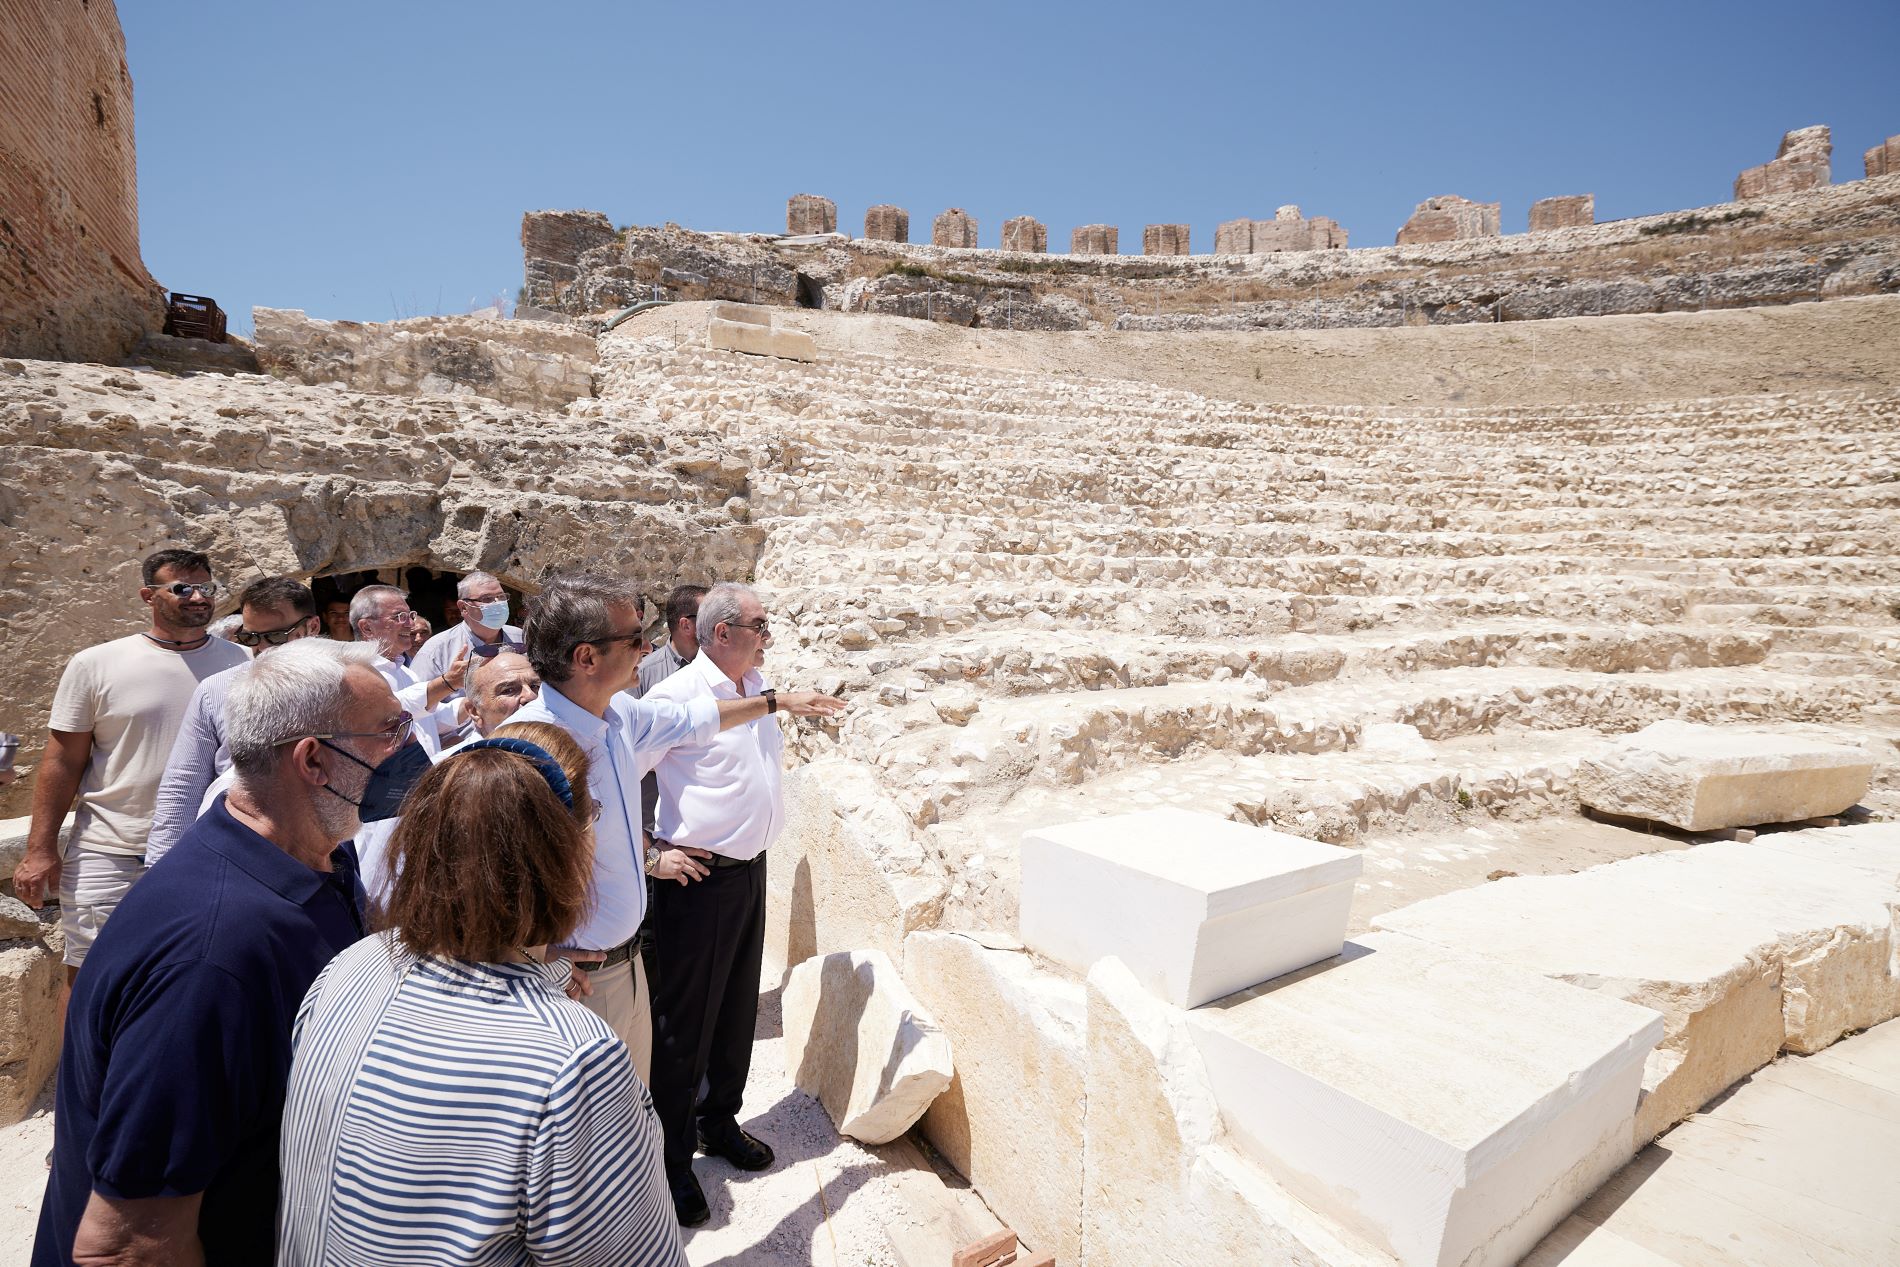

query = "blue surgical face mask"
[[476, 599, 510, 628], [320, 738, 432, 822]]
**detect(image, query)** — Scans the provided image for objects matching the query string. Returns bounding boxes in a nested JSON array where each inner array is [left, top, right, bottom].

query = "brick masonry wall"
[[0, 0, 164, 363]]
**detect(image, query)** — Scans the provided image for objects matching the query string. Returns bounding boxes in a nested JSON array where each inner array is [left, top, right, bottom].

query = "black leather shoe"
[[669, 1169, 709, 1227], [697, 1117, 774, 1171]]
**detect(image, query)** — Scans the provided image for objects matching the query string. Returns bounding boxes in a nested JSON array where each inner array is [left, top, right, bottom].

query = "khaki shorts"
[[58, 849, 147, 968]]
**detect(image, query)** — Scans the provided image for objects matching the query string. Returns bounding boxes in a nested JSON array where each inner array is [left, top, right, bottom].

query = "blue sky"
[[121, 1, 1899, 334]]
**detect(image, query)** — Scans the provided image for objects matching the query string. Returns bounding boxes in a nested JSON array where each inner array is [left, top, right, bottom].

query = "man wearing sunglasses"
[[513, 573, 844, 1098], [145, 577, 320, 866], [11, 549, 249, 982]]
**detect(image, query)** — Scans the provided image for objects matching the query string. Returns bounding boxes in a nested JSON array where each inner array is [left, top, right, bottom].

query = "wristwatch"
[[644, 843, 662, 874], [761, 688, 778, 714]]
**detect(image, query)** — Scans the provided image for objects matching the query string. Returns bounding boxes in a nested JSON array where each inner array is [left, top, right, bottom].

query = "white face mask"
[[475, 599, 510, 628]]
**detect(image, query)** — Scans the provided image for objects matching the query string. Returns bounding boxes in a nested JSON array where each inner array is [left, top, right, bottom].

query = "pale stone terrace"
[[599, 324, 1900, 944]]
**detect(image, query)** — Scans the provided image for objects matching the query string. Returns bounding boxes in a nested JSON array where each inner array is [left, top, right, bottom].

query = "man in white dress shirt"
[[347, 585, 468, 756], [643, 582, 804, 1226], [507, 573, 841, 1098]]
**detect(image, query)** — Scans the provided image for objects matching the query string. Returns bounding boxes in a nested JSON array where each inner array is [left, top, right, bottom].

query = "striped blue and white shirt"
[[278, 932, 685, 1267]]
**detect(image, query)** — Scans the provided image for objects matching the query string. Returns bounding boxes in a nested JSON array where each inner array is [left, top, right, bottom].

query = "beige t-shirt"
[[47, 633, 250, 857]]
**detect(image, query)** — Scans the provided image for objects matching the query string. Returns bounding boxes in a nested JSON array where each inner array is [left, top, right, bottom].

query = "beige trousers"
[[581, 955, 653, 1088]]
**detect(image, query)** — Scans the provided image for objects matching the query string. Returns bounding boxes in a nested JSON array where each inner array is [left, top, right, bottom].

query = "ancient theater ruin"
[[4, 8, 1900, 1258]]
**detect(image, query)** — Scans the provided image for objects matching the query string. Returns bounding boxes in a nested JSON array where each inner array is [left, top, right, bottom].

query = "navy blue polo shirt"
[[34, 796, 365, 1267]]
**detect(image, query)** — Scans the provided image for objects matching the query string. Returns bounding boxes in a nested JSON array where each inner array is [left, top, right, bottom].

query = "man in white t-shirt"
[[11, 548, 249, 977]]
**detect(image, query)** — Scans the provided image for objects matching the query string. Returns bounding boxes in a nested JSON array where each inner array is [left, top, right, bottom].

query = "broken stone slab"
[[1189, 932, 1665, 1267], [1606, 841, 1899, 1054], [0, 943, 62, 1125], [765, 760, 945, 985], [1019, 808, 1360, 1008], [1757, 821, 1900, 891], [1575, 720, 1873, 831], [0, 895, 44, 940], [904, 931, 1086, 1267], [708, 301, 773, 327], [708, 318, 817, 362], [1375, 872, 1786, 1143], [783, 949, 951, 1144], [1082, 956, 1394, 1267]]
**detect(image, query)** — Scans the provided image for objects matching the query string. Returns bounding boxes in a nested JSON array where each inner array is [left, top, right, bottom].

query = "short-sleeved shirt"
[[411, 620, 524, 701], [145, 663, 246, 866], [33, 796, 367, 1267], [46, 633, 249, 857]]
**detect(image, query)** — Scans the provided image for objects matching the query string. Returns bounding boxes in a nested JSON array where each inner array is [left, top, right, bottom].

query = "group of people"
[[13, 548, 846, 1265]]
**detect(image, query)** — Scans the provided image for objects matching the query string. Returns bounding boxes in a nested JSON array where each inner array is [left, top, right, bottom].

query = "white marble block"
[[708, 317, 817, 362], [782, 948, 953, 1144], [1575, 721, 1873, 831], [1189, 933, 1667, 1267], [1019, 808, 1362, 1009]]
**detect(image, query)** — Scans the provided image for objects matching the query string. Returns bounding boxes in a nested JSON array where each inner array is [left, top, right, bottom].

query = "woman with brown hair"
[[276, 723, 685, 1266]]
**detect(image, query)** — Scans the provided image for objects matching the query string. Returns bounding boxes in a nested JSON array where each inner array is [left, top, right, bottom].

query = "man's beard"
[[174, 604, 214, 629], [314, 761, 368, 845]]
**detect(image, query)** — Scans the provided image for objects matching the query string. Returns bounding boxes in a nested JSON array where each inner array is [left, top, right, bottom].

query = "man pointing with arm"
[[508, 573, 841, 1086]]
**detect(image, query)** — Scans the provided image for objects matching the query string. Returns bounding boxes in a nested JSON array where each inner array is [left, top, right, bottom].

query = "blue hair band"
[[454, 737, 576, 811]]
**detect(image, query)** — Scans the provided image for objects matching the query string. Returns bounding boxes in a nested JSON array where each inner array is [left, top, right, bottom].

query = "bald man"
[[467, 650, 542, 737]]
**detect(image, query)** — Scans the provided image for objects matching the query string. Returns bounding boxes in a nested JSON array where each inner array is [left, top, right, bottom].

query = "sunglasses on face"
[[156, 582, 218, 599], [586, 631, 650, 652], [723, 619, 771, 638], [229, 617, 312, 648]]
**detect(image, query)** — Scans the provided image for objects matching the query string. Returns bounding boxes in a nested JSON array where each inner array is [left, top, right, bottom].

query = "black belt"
[[655, 840, 763, 870], [574, 936, 638, 968]]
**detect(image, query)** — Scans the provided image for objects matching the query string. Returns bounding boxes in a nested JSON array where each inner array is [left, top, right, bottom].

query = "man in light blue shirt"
[[145, 578, 321, 866], [511, 572, 842, 1087]]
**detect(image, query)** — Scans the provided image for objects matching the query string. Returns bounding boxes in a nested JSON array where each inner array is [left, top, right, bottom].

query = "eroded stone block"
[[904, 931, 1085, 1267], [933, 209, 978, 249], [1082, 956, 1390, 1267], [1189, 933, 1665, 1267], [1002, 216, 1047, 253], [1575, 720, 1873, 830], [1866, 136, 1900, 179], [708, 301, 773, 327], [1736, 125, 1833, 199], [1070, 224, 1118, 255], [1375, 873, 1786, 1142], [787, 193, 837, 236], [1142, 224, 1191, 256], [0, 944, 61, 1125], [766, 760, 944, 983], [1019, 808, 1360, 1008], [1396, 195, 1502, 245], [783, 949, 953, 1144], [707, 317, 817, 362], [1529, 195, 1595, 231], [863, 204, 910, 242]]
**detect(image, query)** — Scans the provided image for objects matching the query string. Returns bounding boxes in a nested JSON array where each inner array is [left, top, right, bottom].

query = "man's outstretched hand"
[[776, 690, 846, 718]]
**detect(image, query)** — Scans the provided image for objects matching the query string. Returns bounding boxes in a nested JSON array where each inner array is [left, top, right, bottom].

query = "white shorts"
[[57, 849, 147, 968]]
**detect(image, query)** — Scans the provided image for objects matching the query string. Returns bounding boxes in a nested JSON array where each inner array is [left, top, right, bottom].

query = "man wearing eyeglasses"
[[34, 639, 385, 1267], [643, 582, 810, 1225], [412, 572, 523, 706], [11, 549, 249, 981], [512, 573, 843, 1098], [348, 585, 470, 756], [144, 577, 321, 866]]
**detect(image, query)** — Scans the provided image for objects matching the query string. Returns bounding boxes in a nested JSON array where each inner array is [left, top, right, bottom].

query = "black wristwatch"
[[761, 688, 778, 714]]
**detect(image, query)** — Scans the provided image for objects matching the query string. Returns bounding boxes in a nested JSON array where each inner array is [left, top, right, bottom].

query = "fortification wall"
[[526, 176, 1900, 333], [0, 0, 164, 363]]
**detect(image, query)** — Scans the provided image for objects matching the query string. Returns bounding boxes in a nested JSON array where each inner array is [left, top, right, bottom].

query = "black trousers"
[[647, 852, 767, 1178]]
